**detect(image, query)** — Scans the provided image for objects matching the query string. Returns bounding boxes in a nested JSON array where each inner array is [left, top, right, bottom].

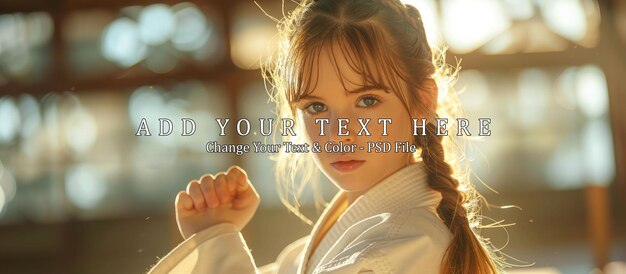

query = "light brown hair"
[[262, 0, 504, 273]]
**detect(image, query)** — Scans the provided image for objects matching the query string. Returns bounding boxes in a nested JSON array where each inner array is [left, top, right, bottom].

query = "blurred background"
[[0, 0, 624, 273]]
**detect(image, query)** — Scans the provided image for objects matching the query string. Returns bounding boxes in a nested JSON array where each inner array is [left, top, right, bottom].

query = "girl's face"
[[295, 45, 418, 203]]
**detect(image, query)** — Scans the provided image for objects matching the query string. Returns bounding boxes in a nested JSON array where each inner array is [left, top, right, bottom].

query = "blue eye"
[[306, 102, 327, 114], [357, 96, 380, 107]]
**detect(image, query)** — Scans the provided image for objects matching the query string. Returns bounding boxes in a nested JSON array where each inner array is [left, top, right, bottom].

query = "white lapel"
[[299, 161, 441, 274], [296, 190, 347, 274]]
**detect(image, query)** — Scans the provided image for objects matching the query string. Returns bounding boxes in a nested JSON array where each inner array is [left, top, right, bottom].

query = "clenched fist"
[[175, 165, 260, 239]]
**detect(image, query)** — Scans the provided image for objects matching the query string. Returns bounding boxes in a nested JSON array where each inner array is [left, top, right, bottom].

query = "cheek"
[[301, 116, 324, 143], [364, 108, 413, 141], [390, 117, 413, 141]]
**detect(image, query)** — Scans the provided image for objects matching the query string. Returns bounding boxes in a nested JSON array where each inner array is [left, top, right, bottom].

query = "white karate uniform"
[[147, 162, 451, 274]]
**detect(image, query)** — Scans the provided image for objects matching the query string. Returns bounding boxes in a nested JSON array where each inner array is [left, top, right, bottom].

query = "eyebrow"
[[297, 94, 323, 101], [298, 85, 389, 101], [346, 84, 389, 94]]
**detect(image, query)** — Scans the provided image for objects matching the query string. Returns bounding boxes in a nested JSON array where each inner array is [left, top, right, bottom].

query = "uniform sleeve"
[[258, 236, 308, 274], [146, 223, 308, 274]]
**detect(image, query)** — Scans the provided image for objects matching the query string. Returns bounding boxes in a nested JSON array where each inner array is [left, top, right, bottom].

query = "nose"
[[328, 111, 357, 144]]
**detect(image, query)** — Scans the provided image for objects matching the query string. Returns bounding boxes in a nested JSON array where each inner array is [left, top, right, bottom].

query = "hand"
[[175, 165, 261, 239]]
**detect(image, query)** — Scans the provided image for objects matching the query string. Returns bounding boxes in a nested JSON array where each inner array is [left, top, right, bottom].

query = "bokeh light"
[[17, 94, 41, 139], [65, 164, 107, 209], [502, 0, 534, 20], [441, 0, 511, 53], [171, 3, 211, 52], [41, 93, 61, 154], [138, 4, 176, 46], [101, 17, 147, 67], [0, 186, 5, 214], [554, 67, 580, 111], [576, 65, 609, 118], [98, 2, 218, 71], [0, 97, 21, 144], [517, 69, 551, 128], [0, 168, 16, 206], [546, 135, 584, 189], [0, 12, 53, 80], [144, 47, 177, 74], [539, 0, 588, 42], [64, 107, 98, 156], [129, 86, 165, 130], [582, 119, 616, 185]]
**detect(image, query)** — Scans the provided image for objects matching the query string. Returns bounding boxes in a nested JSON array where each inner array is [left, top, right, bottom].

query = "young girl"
[[148, 0, 502, 273]]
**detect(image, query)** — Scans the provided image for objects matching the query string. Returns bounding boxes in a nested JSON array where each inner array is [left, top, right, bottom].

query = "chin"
[[328, 174, 369, 191], [321, 160, 370, 184]]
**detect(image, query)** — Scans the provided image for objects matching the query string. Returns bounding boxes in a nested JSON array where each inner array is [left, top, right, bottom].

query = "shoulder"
[[393, 207, 453, 250], [315, 208, 452, 274]]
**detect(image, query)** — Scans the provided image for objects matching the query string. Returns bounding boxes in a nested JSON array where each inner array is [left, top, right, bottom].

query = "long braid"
[[417, 123, 468, 228], [383, 0, 499, 271], [416, 123, 497, 274]]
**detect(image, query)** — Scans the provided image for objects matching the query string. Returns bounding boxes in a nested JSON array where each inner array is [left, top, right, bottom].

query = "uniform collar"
[[298, 161, 442, 274]]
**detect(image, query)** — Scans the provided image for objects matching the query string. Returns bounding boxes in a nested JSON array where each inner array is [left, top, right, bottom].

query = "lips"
[[330, 158, 365, 172]]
